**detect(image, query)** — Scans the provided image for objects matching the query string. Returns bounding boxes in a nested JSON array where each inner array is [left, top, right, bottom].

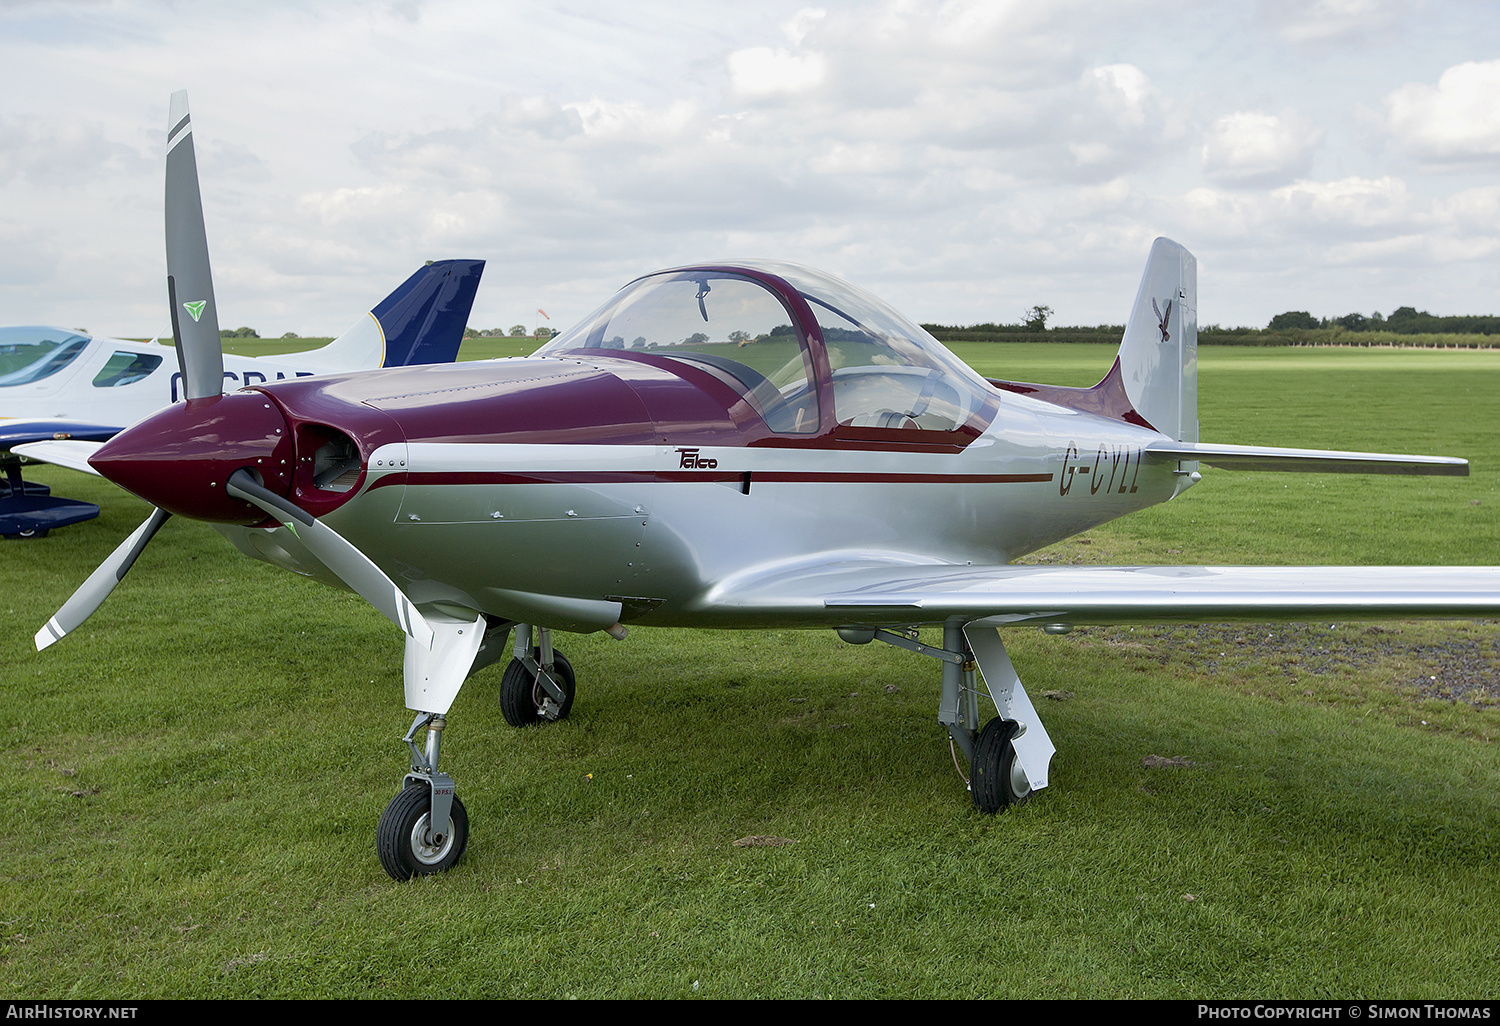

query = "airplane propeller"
[[34, 508, 170, 651], [164, 89, 224, 401], [34, 89, 220, 653], [36, 91, 436, 654]]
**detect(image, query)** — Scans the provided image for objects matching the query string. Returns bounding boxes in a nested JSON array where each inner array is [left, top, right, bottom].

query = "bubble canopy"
[[537, 261, 995, 435]]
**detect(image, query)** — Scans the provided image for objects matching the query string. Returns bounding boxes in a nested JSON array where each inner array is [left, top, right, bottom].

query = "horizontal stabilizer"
[[1147, 441, 1468, 476]]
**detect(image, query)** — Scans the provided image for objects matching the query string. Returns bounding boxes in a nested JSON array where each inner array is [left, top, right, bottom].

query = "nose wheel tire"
[[970, 716, 1032, 813], [499, 650, 575, 726], [376, 783, 469, 881]]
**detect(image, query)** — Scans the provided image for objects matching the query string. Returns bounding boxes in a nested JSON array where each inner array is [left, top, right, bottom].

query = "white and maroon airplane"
[[33, 94, 1500, 881]]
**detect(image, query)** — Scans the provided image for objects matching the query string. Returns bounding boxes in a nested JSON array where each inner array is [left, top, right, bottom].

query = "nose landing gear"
[[378, 711, 470, 881]]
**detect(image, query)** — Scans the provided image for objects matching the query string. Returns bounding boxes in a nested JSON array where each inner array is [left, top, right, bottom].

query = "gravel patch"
[[1076, 621, 1500, 707]]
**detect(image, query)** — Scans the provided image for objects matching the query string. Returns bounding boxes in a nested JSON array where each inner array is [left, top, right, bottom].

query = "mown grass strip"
[[2, 344, 1497, 998]]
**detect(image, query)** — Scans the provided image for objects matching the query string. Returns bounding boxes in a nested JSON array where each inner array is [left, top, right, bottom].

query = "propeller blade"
[[165, 89, 225, 401], [225, 470, 435, 649], [35, 507, 172, 651]]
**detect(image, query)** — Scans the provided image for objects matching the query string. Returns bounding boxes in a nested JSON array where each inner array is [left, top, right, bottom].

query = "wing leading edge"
[[11, 440, 105, 476], [697, 561, 1500, 629]]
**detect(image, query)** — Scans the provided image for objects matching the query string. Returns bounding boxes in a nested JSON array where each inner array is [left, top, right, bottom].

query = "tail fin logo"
[[182, 300, 207, 323], [1152, 298, 1173, 344]]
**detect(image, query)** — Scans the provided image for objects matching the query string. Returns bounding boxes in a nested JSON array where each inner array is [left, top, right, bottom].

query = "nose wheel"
[[378, 711, 470, 881], [377, 782, 469, 880]]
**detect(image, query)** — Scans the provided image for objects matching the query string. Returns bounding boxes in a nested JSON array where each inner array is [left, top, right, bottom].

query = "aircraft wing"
[[698, 560, 1500, 628], [0, 419, 122, 449], [1146, 441, 1468, 476], [12, 439, 105, 476]]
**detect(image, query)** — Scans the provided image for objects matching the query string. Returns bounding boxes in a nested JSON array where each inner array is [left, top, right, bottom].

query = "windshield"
[[0, 327, 92, 387], [538, 271, 820, 434]]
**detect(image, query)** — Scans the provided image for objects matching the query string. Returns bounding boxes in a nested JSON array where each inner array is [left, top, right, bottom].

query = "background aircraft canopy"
[[0, 328, 93, 387]]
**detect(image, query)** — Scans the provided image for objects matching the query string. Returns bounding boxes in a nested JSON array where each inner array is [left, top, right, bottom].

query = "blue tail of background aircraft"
[[376, 259, 486, 368], [295, 259, 484, 373]]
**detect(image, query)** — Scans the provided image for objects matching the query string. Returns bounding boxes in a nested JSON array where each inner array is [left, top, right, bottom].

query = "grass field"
[[3, 342, 1499, 999]]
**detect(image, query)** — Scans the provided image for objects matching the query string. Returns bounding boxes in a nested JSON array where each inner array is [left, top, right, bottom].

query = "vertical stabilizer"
[[1117, 238, 1197, 442], [294, 259, 485, 372], [375, 259, 485, 367]]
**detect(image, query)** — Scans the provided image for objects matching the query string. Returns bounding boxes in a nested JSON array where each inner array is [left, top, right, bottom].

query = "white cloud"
[[1435, 186, 1500, 236], [1386, 60, 1500, 164], [1178, 175, 1425, 242], [1265, 0, 1402, 44], [781, 7, 826, 46], [1270, 175, 1422, 230], [0, 219, 60, 287], [1087, 64, 1152, 128], [727, 46, 826, 98], [0, 114, 150, 187], [1201, 111, 1321, 185]]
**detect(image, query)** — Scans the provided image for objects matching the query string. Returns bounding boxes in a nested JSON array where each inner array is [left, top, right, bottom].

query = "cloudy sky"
[[3, 0, 1499, 338]]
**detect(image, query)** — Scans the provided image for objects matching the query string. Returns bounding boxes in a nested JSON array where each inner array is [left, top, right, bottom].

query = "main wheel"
[[970, 717, 1032, 813], [376, 783, 469, 881], [499, 650, 575, 726]]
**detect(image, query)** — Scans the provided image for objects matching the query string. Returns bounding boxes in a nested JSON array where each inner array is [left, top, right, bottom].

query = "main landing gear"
[[375, 617, 1047, 879], [499, 625, 575, 726], [378, 620, 590, 881], [839, 621, 1054, 813]]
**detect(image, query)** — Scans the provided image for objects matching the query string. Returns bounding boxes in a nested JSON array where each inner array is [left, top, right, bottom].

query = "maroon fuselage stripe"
[[367, 471, 1054, 489]]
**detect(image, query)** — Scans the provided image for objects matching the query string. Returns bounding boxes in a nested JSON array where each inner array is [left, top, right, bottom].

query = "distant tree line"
[[924, 302, 1500, 347], [1267, 307, 1500, 335], [208, 303, 1500, 350], [463, 326, 559, 339]]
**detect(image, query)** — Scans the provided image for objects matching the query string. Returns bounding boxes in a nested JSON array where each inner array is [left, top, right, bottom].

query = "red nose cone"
[[90, 393, 296, 524]]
